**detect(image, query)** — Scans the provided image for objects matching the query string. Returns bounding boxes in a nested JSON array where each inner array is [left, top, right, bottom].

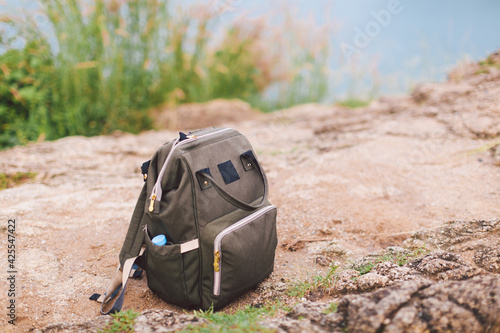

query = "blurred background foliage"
[[0, 0, 329, 148]]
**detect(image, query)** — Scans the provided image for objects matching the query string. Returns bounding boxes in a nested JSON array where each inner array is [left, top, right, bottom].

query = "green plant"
[[247, 10, 330, 113], [0, 172, 37, 190], [287, 278, 314, 299], [40, 0, 168, 134], [1, 0, 165, 146], [352, 247, 430, 275], [323, 302, 338, 314], [183, 303, 282, 333], [0, 39, 55, 147], [99, 309, 139, 333], [288, 247, 431, 300], [475, 68, 490, 75], [336, 98, 370, 109], [354, 262, 375, 275], [288, 265, 339, 298], [478, 55, 500, 67], [475, 54, 500, 75], [1, 1, 333, 149]]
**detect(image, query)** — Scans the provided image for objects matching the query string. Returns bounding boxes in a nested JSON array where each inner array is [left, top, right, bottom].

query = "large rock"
[[406, 251, 485, 281], [407, 219, 500, 250], [149, 99, 262, 130], [266, 275, 500, 332], [327, 250, 485, 295], [40, 309, 205, 333], [474, 245, 500, 273]]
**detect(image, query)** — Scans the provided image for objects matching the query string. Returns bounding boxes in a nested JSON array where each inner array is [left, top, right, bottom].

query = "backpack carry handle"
[[196, 151, 268, 211]]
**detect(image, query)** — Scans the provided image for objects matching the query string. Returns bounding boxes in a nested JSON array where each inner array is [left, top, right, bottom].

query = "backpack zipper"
[[149, 128, 232, 212], [212, 205, 276, 296]]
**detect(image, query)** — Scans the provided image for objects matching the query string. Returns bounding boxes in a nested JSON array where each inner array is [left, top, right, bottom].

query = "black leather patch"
[[141, 160, 150, 181], [199, 167, 211, 176], [218, 160, 240, 185], [240, 150, 255, 171], [196, 168, 212, 190]]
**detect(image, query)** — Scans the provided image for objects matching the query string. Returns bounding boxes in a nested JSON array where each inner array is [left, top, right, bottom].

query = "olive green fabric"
[[110, 127, 277, 311], [200, 202, 277, 309]]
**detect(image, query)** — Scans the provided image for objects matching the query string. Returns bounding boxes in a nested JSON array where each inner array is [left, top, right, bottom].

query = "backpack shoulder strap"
[[92, 140, 175, 313], [90, 183, 147, 314], [119, 182, 147, 268], [94, 247, 145, 314]]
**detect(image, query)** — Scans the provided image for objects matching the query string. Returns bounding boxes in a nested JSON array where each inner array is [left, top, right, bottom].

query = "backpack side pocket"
[[144, 231, 201, 308]]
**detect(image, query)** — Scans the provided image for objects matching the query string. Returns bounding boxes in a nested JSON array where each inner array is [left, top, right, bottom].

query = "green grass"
[[287, 278, 315, 299], [354, 262, 376, 275], [336, 98, 371, 109], [287, 247, 430, 299], [96, 302, 290, 333], [98, 309, 139, 333], [478, 55, 500, 67], [475, 68, 490, 75], [182, 302, 288, 333], [287, 265, 339, 298], [476, 54, 500, 75], [323, 302, 338, 314], [0, 172, 36, 190], [351, 247, 430, 275], [0, 1, 331, 149]]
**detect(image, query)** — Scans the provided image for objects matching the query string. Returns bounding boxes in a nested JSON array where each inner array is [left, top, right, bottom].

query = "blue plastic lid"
[[152, 234, 167, 246]]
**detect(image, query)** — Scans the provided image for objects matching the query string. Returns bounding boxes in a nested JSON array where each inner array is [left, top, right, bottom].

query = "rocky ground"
[[1, 53, 499, 332]]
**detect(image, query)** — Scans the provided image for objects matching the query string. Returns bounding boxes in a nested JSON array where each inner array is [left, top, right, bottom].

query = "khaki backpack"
[[92, 127, 277, 313]]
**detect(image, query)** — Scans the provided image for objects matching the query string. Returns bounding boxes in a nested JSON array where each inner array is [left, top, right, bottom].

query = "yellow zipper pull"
[[214, 250, 220, 272], [148, 194, 156, 212]]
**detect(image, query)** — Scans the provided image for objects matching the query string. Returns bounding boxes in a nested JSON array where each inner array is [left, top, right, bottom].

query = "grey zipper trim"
[[213, 205, 276, 296], [150, 128, 232, 202]]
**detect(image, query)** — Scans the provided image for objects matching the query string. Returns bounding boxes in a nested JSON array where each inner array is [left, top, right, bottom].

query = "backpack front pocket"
[[201, 205, 277, 309]]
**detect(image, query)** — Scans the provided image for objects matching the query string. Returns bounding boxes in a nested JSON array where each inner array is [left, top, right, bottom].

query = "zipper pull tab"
[[148, 194, 156, 212], [214, 251, 220, 272]]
